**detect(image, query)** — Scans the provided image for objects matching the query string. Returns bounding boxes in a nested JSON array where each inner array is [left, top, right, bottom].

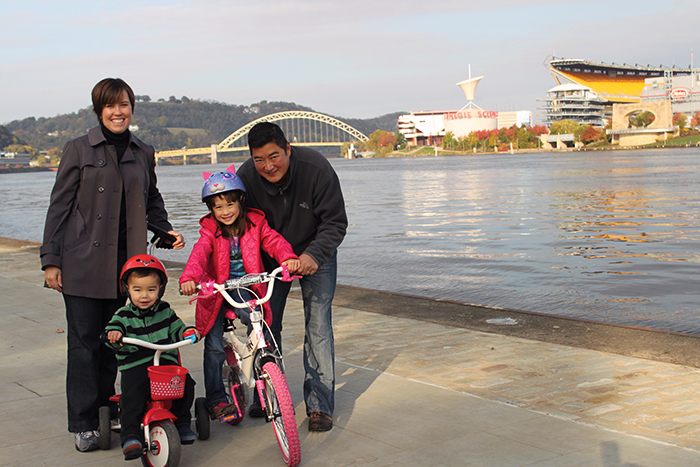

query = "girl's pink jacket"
[[179, 208, 297, 336]]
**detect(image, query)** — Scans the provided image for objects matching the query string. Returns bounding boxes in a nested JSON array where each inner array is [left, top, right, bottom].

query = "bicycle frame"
[[218, 279, 284, 389]]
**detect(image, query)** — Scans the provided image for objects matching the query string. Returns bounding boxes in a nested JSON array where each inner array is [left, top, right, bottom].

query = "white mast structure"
[[456, 64, 484, 111]]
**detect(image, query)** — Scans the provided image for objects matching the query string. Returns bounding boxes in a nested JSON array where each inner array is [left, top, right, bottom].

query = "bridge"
[[155, 111, 369, 164]]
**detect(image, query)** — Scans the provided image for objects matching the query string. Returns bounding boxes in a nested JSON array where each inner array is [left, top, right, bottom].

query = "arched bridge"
[[156, 111, 369, 163]]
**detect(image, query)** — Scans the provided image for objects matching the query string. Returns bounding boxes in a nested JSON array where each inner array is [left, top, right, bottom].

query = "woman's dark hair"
[[91, 78, 136, 121], [248, 121, 288, 150], [205, 190, 250, 238]]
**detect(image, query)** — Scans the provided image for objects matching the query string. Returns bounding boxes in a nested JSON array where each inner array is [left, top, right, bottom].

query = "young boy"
[[105, 254, 200, 461]]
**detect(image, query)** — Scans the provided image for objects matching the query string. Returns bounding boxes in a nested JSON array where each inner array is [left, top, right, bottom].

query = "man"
[[237, 122, 347, 432]]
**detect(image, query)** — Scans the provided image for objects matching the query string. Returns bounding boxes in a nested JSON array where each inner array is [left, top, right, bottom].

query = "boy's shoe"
[[208, 402, 236, 420], [178, 426, 196, 445], [308, 412, 333, 432], [248, 401, 265, 418], [74, 430, 100, 452], [122, 438, 143, 460]]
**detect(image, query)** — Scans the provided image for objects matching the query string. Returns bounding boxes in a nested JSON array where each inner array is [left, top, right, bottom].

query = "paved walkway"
[[2, 238, 700, 466]]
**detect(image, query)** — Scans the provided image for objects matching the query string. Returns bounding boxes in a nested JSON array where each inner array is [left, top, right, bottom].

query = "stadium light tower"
[[457, 64, 484, 110]]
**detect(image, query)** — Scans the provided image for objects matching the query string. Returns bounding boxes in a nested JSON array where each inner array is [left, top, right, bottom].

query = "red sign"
[[443, 110, 499, 120], [670, 88, 690, 101]]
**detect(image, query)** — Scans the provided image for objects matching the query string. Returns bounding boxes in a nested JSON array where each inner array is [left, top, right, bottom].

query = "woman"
[[40, 78, 184, 452]]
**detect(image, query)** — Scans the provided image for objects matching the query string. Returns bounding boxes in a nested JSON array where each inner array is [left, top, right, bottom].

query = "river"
[[2, 148, 700, 333]]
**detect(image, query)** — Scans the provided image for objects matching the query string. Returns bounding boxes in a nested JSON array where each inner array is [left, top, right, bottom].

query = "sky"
[[2, 0, 699, 126]]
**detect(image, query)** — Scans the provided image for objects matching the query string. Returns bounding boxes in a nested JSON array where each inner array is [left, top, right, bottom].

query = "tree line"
[[2, 98, 404, 163]]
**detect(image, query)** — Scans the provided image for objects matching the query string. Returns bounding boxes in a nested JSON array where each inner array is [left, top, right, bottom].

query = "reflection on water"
[[2, 148, 700, 333]]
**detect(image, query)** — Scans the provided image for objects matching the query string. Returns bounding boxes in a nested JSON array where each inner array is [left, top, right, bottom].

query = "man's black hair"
[[248, 122, 288, 151]]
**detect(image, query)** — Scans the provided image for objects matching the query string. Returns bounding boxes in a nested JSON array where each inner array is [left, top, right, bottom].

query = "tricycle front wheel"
[[141, 420, 180, 467]]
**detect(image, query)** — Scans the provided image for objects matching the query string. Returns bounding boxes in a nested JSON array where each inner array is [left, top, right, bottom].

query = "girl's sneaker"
[[74, 430, 100, 452], [208, 402, 235, 420], [122, 438, 143, 460]]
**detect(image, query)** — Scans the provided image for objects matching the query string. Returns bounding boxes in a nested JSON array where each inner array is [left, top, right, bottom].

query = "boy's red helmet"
[[120, 254, 168, 297]]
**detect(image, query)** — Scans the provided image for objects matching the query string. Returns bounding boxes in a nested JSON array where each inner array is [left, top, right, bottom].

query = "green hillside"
[[0, 125, 26, 150], [4, 98, 404, 153]]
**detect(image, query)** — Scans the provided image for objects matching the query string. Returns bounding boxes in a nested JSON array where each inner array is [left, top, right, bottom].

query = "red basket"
[[148, 365, 188, 400]]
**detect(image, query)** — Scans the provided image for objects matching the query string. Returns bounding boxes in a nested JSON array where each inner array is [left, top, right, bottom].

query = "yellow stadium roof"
[[545, 56, 690, 103]]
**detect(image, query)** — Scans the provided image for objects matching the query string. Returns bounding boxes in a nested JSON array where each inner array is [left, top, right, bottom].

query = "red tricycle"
[[98, 335, 209, 467]]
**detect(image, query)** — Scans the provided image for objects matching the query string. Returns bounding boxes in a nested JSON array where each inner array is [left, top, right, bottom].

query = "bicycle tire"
[[141, 420, 180, 467], [261, 362, 301, 467]]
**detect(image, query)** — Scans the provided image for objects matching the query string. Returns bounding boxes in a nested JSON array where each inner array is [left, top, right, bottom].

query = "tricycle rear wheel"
[[98, 405, 112, 450]]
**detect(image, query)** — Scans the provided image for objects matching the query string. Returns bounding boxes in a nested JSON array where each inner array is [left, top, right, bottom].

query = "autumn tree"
[[549, 119, 580, 135], [366, 130, 397, 156], [580, 125, 602, 144], [3, 143, 38, 157], [394, 130, 407, 149], [673, 113, 687, 132], [691, 111, 700, 128]]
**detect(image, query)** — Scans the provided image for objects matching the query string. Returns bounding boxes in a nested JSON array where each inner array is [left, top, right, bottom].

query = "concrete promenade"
[[2, 237, 700, 466]]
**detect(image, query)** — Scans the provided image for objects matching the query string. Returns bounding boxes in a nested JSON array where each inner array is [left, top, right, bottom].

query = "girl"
[[180, 165, 299, 421]]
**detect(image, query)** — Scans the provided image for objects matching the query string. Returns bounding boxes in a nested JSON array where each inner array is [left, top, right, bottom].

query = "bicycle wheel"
[[141, 420, 180, 467], [261, 362, 301, 467]]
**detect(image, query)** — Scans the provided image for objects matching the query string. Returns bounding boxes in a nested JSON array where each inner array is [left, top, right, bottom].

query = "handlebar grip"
[[184, 334, 197, 344], [147, 222, 176, 249]]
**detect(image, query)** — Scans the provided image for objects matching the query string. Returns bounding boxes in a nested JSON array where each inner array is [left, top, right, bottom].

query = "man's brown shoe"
[[308, 412, 333, 432]]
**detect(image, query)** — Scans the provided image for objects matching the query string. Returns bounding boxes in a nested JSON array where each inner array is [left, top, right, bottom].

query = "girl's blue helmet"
[[201, 164, 246, 201]]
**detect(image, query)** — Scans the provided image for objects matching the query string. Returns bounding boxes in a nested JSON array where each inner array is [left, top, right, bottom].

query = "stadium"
[[539, 55, 700, 128]]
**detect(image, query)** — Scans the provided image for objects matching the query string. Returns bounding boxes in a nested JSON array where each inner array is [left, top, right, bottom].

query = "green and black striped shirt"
[[104, 300, 190, 371]]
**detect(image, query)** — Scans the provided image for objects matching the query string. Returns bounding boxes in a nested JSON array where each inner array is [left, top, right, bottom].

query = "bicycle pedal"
[[219, 413, 238, 423]]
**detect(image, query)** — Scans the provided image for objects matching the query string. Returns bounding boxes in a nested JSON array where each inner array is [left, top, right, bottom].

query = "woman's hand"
[[169, 231, 185, 249], [44, 266, 63, 292]]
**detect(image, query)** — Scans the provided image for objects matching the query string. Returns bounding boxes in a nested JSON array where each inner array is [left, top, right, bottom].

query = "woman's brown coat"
[[40, 126, 172, 299]]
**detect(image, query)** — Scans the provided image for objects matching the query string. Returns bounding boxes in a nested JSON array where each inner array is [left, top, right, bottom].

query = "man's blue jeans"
[[270, 251, 337, 416], [203, 289, 252, 408]]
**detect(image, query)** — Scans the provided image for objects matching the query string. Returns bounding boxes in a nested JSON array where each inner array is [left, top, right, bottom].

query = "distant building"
[[541, 55, 700, 125], [0, 152, 31, 167], [397, 72, 533, 146], [398, 111, 447, 146], [398, 110, 532, 146], [537, 83, 608, 128], [641, 73, 700, 117]]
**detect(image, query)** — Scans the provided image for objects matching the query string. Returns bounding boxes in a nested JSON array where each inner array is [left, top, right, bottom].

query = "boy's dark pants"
[[120, 363, 195, 445]]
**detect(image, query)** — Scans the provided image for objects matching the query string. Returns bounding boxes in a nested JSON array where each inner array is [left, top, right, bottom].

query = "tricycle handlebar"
[[121, 336, 195, 351]]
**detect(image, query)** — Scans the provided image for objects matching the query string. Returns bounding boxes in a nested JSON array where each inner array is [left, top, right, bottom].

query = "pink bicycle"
[[189, 266, 301, 467]]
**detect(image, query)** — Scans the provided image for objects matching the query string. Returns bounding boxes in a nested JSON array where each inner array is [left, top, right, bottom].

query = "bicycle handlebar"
[[182, 266, 301, 308]]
